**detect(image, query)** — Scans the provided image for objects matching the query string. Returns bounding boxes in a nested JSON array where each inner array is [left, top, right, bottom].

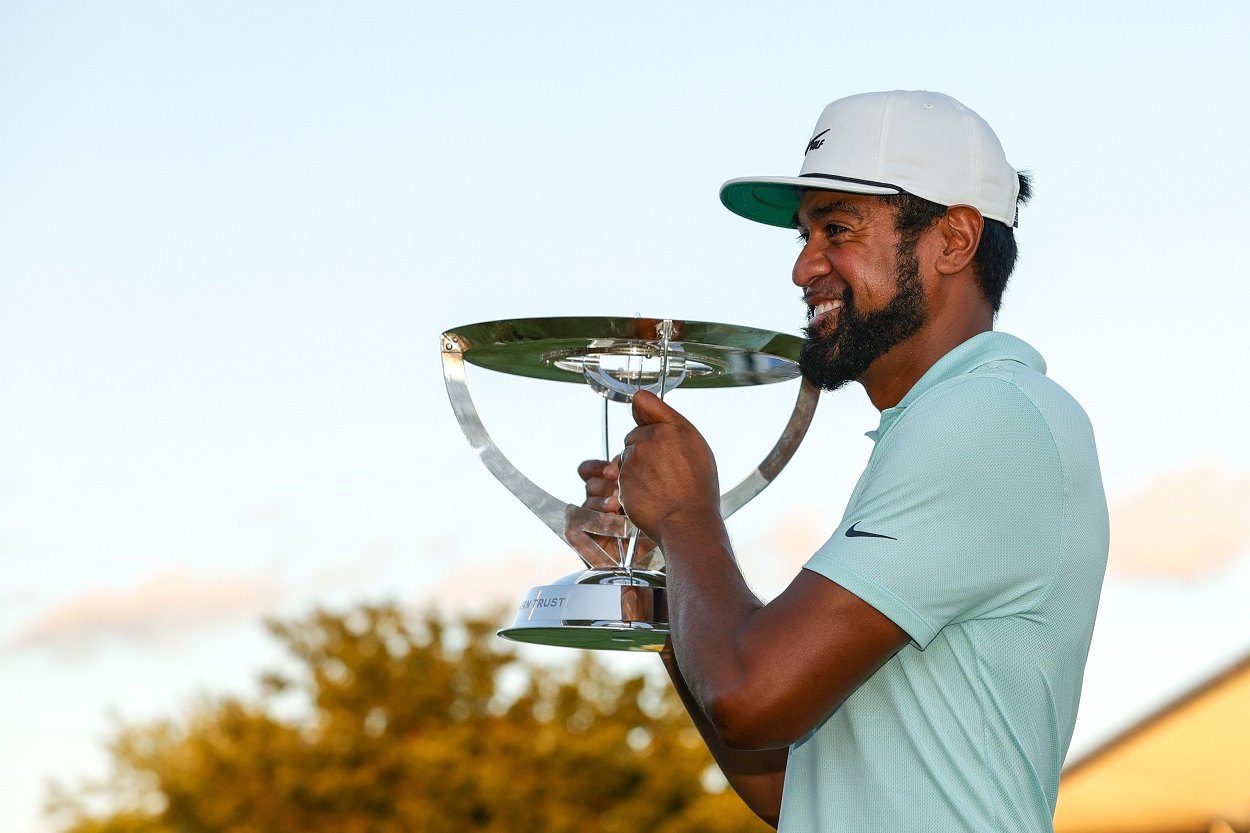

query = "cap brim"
[[720, 176, 900, 229]]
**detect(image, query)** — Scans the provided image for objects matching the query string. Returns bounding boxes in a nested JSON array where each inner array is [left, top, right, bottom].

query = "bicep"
[[724, 569, 909, 749]]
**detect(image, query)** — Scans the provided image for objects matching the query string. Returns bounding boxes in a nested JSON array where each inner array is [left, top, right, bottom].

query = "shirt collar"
[[866, 332, 1046, 441]]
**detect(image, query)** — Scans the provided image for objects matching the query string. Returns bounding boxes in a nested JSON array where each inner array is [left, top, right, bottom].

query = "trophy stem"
[[601, 395, 628, 570], [658, 319, 674, 400], [622, 349, 640, 577], [601, 395, 611, 463]]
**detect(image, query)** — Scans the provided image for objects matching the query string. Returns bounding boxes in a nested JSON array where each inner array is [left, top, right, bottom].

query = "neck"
[[859, 315, 993, 411]]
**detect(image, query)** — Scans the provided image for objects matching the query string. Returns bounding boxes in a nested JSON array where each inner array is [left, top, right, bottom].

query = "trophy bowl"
[[441, 316, 817, 651]]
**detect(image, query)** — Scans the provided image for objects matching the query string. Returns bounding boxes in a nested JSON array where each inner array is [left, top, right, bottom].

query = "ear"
[[934, 205, 983, 276]]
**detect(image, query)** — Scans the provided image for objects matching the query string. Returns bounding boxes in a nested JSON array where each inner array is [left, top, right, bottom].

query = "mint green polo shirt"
[[780, 332, 1109, 833]]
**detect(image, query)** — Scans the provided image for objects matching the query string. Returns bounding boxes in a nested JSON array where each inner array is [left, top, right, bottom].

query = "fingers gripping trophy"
[[441, 316, 818, 651]]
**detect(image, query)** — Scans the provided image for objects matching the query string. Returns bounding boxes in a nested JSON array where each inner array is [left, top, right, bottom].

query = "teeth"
[[814, 300, 844, 316]]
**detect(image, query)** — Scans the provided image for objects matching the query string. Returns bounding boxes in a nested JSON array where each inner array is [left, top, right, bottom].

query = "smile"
[[809, 298, 844, 329]]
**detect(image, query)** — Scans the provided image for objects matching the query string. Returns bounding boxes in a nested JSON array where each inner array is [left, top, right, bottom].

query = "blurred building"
[[1055, 651, 1250, 833]]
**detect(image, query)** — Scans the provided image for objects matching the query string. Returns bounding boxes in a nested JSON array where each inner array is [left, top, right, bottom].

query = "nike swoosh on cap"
[[845, 522, 897, 540]]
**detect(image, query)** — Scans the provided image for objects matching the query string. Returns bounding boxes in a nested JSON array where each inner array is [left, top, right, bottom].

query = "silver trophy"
[[441, 316, 817, 651]]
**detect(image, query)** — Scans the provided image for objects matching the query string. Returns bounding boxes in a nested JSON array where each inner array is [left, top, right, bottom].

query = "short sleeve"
[[804, 375, 1065, 649]]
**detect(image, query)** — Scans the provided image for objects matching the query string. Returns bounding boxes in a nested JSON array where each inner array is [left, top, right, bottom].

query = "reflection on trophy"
[[441, 316, 817, 651]]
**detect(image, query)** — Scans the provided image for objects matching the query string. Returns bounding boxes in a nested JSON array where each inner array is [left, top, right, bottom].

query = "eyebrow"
[[809, 198, 864, 221], [797, 197, 865, 226]]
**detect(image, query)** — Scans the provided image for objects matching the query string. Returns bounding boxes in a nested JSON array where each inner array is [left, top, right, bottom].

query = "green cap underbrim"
[[720, 176, 901, 229], [720, 181, 804, 229]]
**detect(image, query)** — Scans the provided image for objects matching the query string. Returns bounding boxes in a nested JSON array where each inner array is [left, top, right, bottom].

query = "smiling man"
[[582, 91, 1109, 832]]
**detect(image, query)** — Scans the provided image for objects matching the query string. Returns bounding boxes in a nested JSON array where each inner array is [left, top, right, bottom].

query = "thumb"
[[631, 389, 690, 427]]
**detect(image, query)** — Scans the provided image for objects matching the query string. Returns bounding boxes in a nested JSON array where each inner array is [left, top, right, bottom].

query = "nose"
[[792, 236, 831, 288]]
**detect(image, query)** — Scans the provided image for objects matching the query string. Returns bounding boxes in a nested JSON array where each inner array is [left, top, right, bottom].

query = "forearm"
[[657, 509, 779, 747], [661, 649, 786, 828]]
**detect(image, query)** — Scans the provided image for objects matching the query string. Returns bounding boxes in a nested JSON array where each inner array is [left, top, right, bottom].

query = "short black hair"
[[880, 172, 1034, 313]]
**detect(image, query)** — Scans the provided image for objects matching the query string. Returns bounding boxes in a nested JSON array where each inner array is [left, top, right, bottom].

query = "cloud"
[[6, 567, 281, 655], [421, 548, 573, 616], [305, 539, 399, 595], [1109, 460, 1250, 580]]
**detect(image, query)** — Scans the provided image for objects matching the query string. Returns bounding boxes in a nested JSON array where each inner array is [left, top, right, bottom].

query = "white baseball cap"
[[720, 90, 1021, 228]]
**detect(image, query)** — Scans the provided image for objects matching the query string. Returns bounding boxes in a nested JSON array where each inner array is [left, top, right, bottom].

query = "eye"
[[824, 223, 849, 238], [795, 229, 809, 244]]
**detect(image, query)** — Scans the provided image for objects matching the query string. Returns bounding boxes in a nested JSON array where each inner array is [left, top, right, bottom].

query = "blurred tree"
[[47, 605, 771, 833]]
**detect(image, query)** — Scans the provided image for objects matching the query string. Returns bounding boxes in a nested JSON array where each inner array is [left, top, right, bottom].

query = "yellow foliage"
[[48, 605, 771, 833]]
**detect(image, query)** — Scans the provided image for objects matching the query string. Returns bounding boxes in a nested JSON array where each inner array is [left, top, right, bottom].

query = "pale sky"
[[3, 2, 1250, 832]]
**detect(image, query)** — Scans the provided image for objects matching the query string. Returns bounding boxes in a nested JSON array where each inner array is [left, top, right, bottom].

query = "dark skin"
[[580, 191, 989, 826]]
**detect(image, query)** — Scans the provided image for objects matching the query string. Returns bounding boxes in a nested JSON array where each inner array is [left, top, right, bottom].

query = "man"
[[581, 90, 1108, 831]]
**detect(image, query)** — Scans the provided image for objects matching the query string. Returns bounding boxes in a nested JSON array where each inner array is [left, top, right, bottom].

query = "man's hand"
[[576, 457, 621, 515], [568, 457, 623, 568], [618, 390, 721, 545], [573, 455, 658, 567]]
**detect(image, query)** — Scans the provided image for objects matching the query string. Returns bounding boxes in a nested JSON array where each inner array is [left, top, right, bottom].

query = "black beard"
[[798, 242, 928, 392]]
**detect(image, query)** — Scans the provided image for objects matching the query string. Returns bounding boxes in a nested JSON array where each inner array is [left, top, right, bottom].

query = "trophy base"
[[497, 570, 669, 652]]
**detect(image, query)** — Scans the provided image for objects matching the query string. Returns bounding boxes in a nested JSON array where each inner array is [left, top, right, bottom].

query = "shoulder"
[[889, 370, 1055, 455], [891, 357, 1094, 458], [865, 360, 1100, 517]]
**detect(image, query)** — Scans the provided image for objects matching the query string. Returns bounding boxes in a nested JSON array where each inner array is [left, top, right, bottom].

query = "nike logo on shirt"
[[845, 522, 897, 540]]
